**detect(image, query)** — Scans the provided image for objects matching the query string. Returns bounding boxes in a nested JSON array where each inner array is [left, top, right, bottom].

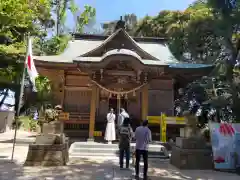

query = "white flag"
[[25, 37, 38, 91]]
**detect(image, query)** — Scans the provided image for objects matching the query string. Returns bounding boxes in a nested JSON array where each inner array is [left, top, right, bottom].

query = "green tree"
[[51, 0, 96, 35], [35, 76, 52, 109], [136, 0, 240, 120], [0, 0, 54, 110], [37, 2, 96, 55], [74, 5, 96, 33]]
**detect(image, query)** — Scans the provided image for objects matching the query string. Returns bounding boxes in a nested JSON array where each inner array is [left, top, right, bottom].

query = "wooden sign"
[[147, 116, 161, 124], [94, 131, 102, 137], [59, 112, 69, 121]]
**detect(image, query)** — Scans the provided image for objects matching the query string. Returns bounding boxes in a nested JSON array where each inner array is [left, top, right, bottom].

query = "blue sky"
[[66, 0, 196, 30]]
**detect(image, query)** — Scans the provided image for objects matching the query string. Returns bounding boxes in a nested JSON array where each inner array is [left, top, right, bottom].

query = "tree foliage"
[[0, 0, 96, 111], [51, 0, 96, 35], [35, 76, 52, 106], [136, 0, 240, 122]]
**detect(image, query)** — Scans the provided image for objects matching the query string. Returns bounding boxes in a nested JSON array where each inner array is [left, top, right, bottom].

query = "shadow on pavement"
[[0, 159, 24, 180], [0, 158, 132, 180], [0, 139, 33, 145], [0, 156, 239, 180], [147, 159, 239, 180]]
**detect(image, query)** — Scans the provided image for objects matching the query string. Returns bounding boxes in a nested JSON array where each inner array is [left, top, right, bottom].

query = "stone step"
[[69, 142, 170, 158], [69, 152, 169, 158], [72, 143, 167, 152], [70, 147, 167, 157]]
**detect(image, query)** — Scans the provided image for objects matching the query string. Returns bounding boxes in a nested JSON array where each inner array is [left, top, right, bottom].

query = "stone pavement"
[[0, 130, 239, 180], [0, 130, 36, 143], [0, 130, 35, 163], [0, 157, 239, 180]]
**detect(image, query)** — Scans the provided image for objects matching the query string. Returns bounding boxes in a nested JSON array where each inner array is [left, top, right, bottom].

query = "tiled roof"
[[34, 39, 179, 65], [74, 49, 168, 66], [169, 63, 213, 68], [33, 29, 213, 70]]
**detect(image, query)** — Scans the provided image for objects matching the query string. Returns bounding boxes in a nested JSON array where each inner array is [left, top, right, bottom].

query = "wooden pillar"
[[60, 70, 65, 107], [141, 85, 149, 120], [88, 85, 97, 141]]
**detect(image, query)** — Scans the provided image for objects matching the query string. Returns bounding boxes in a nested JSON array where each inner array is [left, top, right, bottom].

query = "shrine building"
[[34, 26, 213, 140]]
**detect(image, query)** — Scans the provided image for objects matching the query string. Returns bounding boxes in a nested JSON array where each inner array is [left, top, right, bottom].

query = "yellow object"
[[147, 114, 185, 142], [94, 131, 102, 137], [161, 113, 167, 143], [58, 112, 69, 121], [147, 116, 185, 125], [147, 116, 161, 124]]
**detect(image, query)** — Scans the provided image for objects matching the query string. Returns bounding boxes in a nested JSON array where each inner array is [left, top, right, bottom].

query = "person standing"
[[118, 118, 133, 169], [134, 120, 152, 180], [105, 108, 116, 144], [118, 108, 129, 127]]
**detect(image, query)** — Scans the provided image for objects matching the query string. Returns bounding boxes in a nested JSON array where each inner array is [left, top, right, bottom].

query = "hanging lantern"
[[93, 72, 96, 80], [100, 69, 103, 80], [144, 72, 148, 83], [133, 91, 136, 97]]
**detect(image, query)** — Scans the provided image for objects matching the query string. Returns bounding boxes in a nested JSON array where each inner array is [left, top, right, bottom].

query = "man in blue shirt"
[[134, 120, 152, 180]]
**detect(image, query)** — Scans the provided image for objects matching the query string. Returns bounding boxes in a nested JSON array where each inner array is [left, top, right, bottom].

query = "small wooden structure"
[[34, 23, 213, 140]]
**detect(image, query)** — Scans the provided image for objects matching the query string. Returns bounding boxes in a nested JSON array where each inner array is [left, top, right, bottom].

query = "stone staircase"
[[69, 142, 170, 159]]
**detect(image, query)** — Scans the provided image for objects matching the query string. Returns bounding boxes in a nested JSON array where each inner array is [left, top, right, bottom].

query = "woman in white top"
[[105, 108, 116, 144]]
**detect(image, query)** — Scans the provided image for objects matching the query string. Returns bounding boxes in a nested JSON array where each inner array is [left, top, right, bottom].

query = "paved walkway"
[[0, 158, 239, 180], [0, 130, 239, 180]]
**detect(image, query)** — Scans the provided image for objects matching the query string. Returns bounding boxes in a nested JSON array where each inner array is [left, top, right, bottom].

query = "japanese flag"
[[25, 37, 38, 91]]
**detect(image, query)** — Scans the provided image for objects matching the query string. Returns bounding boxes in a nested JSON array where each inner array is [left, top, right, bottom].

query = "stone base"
[[24, 143, 69, 166], [170, 145, 212, 169], [42, 121, 63, 134], [35, 133, 66, 145], [87, 138, 94, 142], [176, 137, 206, 149]]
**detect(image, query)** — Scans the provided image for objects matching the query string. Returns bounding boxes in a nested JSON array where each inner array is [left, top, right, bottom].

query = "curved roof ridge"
[[78, 29, 122, 57], [79, 29, 159, 60], [121, 30, 159, 60], [101, 48, 142, 60]]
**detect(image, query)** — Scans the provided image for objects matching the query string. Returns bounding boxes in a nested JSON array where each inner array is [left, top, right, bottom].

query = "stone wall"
[[170, 137, 213, 169], [0, 111, 15, 133], [24, 143, 68, 166]]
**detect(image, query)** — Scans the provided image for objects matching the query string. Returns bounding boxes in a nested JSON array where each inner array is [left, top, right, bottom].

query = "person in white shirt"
[[117, 108, 129, 127], [104, 108, 116, 144], [134, 120, 152, 180]]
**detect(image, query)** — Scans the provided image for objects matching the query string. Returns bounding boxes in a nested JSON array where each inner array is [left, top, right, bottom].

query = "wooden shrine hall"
[[34, 22, 213, 140]]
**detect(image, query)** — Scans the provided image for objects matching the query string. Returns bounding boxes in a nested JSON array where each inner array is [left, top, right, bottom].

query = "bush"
[[29, 118, 38, 132]]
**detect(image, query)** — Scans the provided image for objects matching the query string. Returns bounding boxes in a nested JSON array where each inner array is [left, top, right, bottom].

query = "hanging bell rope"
[[91, 80, 147, 95]]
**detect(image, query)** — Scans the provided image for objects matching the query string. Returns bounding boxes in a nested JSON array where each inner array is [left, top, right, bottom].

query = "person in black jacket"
[[118, 117, 133, 169]]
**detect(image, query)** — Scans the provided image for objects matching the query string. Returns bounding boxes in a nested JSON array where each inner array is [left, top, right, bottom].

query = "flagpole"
[[11, 34, 29, 162]]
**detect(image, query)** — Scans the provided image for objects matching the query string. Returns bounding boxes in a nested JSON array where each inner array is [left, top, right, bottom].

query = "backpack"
[[119, 126, 131, 149]]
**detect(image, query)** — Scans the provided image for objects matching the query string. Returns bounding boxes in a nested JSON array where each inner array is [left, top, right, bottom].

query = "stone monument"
[[24, 105, 69, 166], [170, 111, 212, 169]]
